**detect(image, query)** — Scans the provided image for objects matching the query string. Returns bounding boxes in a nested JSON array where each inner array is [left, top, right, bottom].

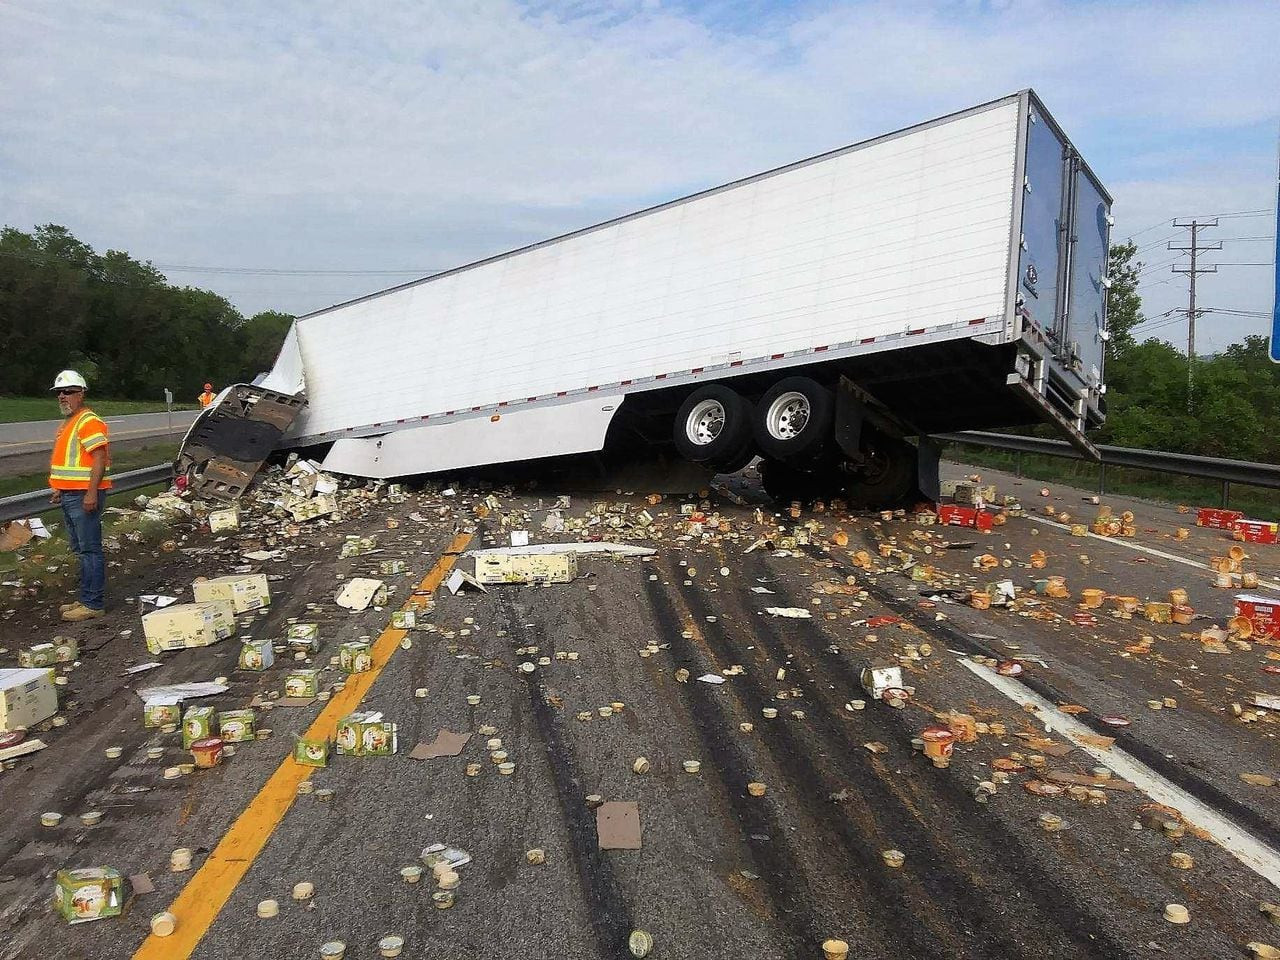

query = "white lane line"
[[1028, 515, 1280, 592], [959, 658, 1280, 890]]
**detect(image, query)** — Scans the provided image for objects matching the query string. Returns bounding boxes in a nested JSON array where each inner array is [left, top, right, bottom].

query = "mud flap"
[[915, 436, 941, 503]]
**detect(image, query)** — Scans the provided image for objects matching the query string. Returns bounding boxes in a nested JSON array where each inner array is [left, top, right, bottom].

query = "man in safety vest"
[[47, 370, 112, 622], [198, 383, 216, 407]]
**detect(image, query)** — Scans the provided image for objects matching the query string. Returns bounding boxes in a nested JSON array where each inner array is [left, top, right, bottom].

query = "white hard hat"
[[51, 370, 88, 392]]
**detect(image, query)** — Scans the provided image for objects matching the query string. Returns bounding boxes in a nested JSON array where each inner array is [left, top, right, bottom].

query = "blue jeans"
[[61, 490, 106, 610]]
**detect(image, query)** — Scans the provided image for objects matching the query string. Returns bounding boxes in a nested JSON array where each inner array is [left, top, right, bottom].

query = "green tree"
[[1104, 240, 1142, 362], [241, 310, 294, 379]]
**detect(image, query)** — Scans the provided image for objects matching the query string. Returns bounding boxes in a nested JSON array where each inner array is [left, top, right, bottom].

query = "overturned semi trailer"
[[177, 88, 1110, 508]]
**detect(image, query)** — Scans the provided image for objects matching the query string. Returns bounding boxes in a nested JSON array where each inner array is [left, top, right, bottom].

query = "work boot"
[[61, 603, 104, 622], [59, 600, 79, 613]]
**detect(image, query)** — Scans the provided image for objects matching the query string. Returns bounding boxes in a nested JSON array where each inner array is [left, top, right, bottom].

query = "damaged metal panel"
[[174, 385, 306, 500]]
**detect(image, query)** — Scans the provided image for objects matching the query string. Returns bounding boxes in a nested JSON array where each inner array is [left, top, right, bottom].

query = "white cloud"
[[0, 0, 1274, 354]]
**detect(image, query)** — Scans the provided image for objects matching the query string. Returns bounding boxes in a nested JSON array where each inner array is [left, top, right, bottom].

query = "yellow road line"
[[131, 530, 472, 960]]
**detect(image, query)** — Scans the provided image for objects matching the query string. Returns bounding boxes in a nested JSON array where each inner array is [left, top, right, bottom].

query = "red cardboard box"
[[1198, 508, 1244, 530], [1236, 594, 1280, 640], [1233, 519, 1279, 544], [937, 504, 994, 532]]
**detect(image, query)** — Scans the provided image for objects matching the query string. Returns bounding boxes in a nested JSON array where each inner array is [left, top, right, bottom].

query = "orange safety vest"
[[199, 391, 215, 407], [49, 409, 113, 490]]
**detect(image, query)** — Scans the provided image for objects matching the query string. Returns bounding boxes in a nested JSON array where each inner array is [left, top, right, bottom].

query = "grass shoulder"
[[0, 396, 197, 423]]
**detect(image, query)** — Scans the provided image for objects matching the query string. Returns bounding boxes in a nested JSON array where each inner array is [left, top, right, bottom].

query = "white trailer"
[[179, 89, 1111, 506]]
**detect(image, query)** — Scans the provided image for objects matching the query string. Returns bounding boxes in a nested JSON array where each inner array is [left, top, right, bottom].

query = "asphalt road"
[[2, 462, 1279, 959], [0, 411, 200, 459]]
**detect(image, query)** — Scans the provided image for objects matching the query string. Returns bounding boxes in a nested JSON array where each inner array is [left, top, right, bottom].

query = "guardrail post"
[[1015, 452, 1022, 478], [1221, 480, 1230, 509], [1098, 463, 1106, 496]]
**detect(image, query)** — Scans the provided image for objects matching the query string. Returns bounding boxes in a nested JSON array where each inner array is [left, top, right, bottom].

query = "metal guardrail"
[[0, 463, 172, 524], [938, 431, 1280, 506]]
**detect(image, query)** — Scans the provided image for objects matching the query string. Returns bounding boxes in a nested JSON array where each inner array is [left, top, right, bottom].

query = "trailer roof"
[[296, 88, 1106, 324]]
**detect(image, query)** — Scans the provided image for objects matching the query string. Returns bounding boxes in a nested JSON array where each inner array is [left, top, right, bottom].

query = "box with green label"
[[293, 737, 329, 767], [182, 705, 215, 748], [335, 711, 397, 757], [284, 669, 319, 699], [286, 623, 319, 653], [53, 867, 128, 924], [339, 640, 372, 674], [19, 637, 78, 667], [238, 637, 274, 671], [217, 709, 256, 743]]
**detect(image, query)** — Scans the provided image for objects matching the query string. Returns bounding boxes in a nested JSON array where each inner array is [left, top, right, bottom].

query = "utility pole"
[[1170, 218, 1221, 409]]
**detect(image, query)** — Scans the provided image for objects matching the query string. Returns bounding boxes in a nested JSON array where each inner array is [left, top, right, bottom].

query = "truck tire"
[[672, 385, 754, 469], [758, 457, 836, 505], [844, 435, 918, 509], [754, 376, 834, 463]]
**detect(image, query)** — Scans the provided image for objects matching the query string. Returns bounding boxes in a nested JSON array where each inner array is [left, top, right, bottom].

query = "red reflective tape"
[[588, 385, 599, 392], [814, 345, 829, 353], [527, 397, 537, 402], [621, 379, 632, 385], [770, 354, 784, 360], [445, 411, 454, 416], [557, 391, 567, 397], [969, 318, 986, 325], [372, 423, 382, 427], [421, 415, 429, 420], [861, 337, 876, 344], [730, 360, 743, 367], [908, 328, 925, 336], [397, 419, 405, 424], [472, 406, 482, 411], [691, 367, 704, 374], [499, 402, 509, 407], [655, 374, 667, 380]]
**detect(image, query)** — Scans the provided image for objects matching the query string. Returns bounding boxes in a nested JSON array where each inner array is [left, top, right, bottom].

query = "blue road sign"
[[1272, 143, 1280, 363]]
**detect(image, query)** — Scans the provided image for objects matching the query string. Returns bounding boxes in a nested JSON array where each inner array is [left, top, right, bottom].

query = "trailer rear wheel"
[[844, 434, 917, 509], [673, 385, 754, 469], [754, 377, 834, 463]]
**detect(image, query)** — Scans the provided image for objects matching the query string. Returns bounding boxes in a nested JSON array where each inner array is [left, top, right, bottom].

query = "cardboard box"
[[335, 712, 397, 756], [474, 552, 577, 585], [217, 709, 256, 743], [860, 663, 904, 699], [378, 559, 407, 575], [284, 669, 319, 699], [340, 535, 378, 559], [1197, 508, 1244, 529], [143, 696, 182, 728], [142, 601, 235, 653], [937, 504, 994, 532], [1236, 594, 1280, 640], [294, 737, 329, 767], [286, 623, 319, 652], [390, 610, 418, 630], [339, 641, 373, 674], [208, 507, 240, 533], [238, 637, 274, 671], [1233, 519, 1279, 544], [192, 574, 270, 614], [182, 706, 215, 749], [53, 867, 127, 924], [0, 668, 58, 732], [287, 493, 339, 522], [18, 637, 78, 667]]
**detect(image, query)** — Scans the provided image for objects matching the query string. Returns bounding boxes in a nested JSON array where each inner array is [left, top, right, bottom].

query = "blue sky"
[[1, 0, 1276, 352]]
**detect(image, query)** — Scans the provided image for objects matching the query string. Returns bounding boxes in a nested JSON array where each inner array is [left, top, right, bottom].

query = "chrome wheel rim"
[[765, 391, 810, 440], [685, 399, 726, 446]]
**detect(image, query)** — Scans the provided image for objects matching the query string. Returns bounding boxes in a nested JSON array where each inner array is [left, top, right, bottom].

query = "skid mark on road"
[[130, 531, 471, 960]]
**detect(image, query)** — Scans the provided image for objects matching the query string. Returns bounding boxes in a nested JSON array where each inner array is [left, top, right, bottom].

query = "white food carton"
[[192, 573, 270, 614], [0, 668, 58, 732]]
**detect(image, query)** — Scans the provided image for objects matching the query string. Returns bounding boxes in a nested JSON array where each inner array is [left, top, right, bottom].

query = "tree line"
[[0, 224, 292, 401], [1102, 241, 1279, 465]]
